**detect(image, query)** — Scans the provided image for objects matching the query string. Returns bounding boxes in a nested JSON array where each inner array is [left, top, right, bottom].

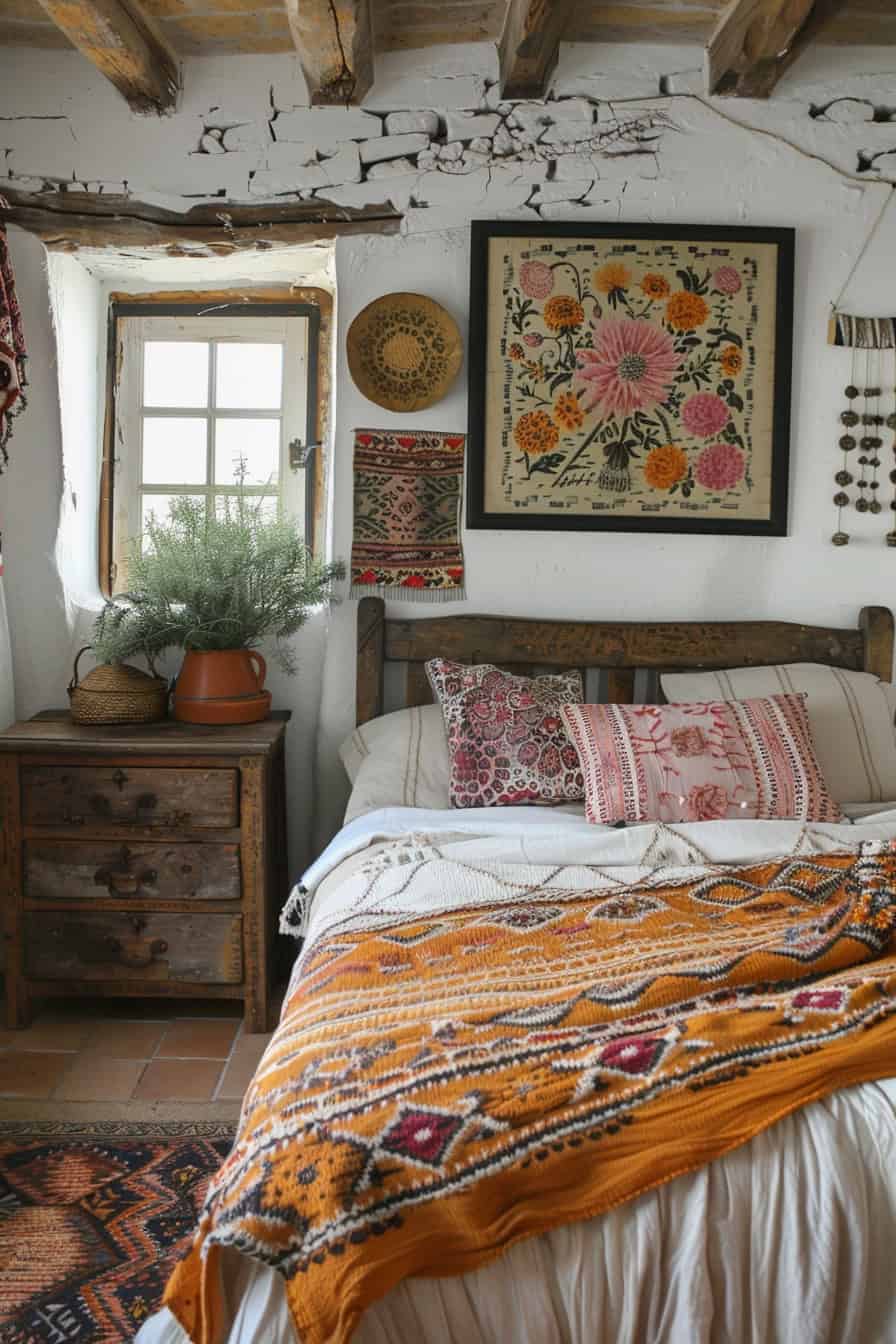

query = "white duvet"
[[139, 808, 896, 1344]]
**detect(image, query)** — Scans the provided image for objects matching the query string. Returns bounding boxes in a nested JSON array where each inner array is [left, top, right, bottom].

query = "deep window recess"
[[105, 301, 321, 595]]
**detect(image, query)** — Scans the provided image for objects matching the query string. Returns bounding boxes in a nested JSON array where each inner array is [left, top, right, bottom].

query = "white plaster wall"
[[47, 252, 104, 613], [1, 227, 73, 718], [2, 40, 896, 862]]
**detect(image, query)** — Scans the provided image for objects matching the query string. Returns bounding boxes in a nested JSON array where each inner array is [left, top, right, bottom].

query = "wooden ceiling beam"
[[286, 0, 374, 105], [706, 0, 848, 97], [498, 0, 576, 100], [35, 0, 180, 113], [0, 188, 401, 252]]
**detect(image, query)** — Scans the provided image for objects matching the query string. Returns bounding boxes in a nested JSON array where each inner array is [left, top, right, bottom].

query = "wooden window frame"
[[100, 287, 332, 598]]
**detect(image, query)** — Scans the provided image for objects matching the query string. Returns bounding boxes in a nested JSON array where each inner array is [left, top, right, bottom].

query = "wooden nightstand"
[[0, 711, 290, 1032]]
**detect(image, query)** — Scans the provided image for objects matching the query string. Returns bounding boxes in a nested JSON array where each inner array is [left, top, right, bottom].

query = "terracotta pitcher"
[[173, 649, 271, 725]]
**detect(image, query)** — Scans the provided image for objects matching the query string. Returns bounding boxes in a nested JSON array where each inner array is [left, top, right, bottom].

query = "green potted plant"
[[93, 486, 344, 725]]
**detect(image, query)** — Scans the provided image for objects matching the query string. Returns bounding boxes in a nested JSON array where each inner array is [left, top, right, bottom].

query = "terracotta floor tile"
[[233, 1031, 273, 1061], [0, 1050, 72, 1098], [157, 1018, 240, 1059], [215, 1056, 259, 1101], [215, 1038, 271, 1101], [9, 1018, 91, 1052], [54, 1055, 145, 1101], [133, 1058, 222, 1102], [83, 1020, 166, 1059]]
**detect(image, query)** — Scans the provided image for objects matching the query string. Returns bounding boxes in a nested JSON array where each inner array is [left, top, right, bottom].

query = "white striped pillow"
[[661, 664, 896, 805], [339, 705, 450, 822]]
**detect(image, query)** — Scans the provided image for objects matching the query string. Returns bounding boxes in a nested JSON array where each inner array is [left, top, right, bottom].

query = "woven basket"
[[68, 647, 169, 725]]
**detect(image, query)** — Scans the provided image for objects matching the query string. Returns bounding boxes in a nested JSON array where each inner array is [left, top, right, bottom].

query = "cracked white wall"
[[1, 39, 896, 855]]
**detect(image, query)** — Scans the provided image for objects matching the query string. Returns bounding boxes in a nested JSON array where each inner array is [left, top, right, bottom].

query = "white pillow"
[[339, 705, 450, 822], [661, 663, 896, 805]]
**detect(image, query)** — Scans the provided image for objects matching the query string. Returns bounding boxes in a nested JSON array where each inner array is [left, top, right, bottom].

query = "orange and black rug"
[[0, 1119, 233, 1343]]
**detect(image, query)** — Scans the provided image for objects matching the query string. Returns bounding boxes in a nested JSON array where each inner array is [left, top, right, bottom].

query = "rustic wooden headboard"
[[355, 597, 895, 726]]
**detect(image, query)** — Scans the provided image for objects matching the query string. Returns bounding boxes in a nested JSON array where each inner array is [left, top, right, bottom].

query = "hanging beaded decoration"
[[889, 363, 896, 548], [827, 187, 896, 548], [829, 313, 896, 547]]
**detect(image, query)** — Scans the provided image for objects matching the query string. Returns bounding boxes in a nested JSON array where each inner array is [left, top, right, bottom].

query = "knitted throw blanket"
[[165, 845, 896, 1344]]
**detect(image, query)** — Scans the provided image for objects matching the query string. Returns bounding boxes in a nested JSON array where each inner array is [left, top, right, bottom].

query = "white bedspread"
[[139, 809, 896, 1344]]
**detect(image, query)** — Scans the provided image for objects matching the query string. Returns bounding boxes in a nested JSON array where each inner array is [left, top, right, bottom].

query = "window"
[[106, 301, 321, 593]]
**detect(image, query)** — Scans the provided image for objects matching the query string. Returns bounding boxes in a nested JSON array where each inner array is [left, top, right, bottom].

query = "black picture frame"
[[466, 220, 794, 535]]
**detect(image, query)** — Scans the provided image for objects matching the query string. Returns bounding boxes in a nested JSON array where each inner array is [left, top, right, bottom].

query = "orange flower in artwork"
[[553, 391, 585, 431], [644, 443, 688, 490], [640, 273, 671, 300], [514, 410, 560, 457], [594, 263, 631, 295], [666, 291, 710, 331], [544, 296, 585, 332], [720, 345, 743, 376]]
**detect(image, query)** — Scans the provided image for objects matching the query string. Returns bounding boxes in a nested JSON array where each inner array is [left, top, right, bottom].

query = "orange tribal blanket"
[[166, 846, 896, 1344]]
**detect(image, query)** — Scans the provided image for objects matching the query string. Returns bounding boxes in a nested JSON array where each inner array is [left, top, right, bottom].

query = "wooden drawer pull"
[[103, 917, 168, 970], [93, 846, 157, 897], [87, 792, 192, 829]]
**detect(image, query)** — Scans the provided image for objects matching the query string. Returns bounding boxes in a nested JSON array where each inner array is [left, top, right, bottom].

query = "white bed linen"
[[139, 808, 896, 1344]]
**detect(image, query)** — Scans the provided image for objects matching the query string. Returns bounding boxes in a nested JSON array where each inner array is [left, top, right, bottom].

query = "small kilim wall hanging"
[[350, 428, 466, 601], [0, 219, 27, 474], [827, 187, 896, 548]]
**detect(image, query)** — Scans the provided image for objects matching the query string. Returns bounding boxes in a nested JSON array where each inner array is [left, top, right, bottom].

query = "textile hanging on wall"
[[0, 222, 27, 473], [350, 428, 466, 601]]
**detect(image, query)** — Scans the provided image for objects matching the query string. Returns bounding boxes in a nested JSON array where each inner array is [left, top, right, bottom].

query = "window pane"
[[215, 342, 283, 410], [215, 494, 279, 523], [143, 341, 209, 408], [214, 418, 280, 486], [141, 493, 205, 536], [142, 417, 208, 484]]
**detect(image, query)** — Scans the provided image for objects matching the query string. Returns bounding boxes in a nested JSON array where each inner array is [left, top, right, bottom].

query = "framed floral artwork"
[[466, 221, 794, 534]]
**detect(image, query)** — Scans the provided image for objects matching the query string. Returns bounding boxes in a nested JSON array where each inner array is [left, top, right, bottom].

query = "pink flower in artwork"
[[681, 392, 730, 438], [712, 265, 742, 295], [523, 331, 544, 347], [695, 441, 745, 491], [687, 784, 729, 820], [574, 319, 681, 418], [519, 260, 554, 300]]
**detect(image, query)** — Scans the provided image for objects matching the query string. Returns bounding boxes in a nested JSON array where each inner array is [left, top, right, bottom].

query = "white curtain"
[[0, 573, 14, 730]]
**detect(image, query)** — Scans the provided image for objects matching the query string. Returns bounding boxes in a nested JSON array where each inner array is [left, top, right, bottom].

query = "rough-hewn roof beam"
[[706, 0, 846, 97], [498, 0, 576, 100], [286, 0, 374, 105], [35, 0, 180, 113]]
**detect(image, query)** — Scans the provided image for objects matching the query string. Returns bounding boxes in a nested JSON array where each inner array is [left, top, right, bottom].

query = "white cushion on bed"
[[661, 663, 896, 805], [340, 705, 450, 822]]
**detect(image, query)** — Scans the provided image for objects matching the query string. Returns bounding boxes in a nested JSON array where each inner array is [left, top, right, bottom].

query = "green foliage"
[[93, 488, 345, 675]]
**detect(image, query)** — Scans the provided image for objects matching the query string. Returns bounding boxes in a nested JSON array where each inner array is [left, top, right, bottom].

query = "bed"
[[139, 600, 896, 1344]]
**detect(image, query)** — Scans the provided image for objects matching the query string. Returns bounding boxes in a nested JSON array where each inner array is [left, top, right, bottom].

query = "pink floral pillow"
[[426, 659, 584, 807], [560, 695, 841, 825]]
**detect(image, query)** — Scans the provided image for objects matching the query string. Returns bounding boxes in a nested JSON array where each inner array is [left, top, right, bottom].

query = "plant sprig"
[[93, 468, 344, 675]]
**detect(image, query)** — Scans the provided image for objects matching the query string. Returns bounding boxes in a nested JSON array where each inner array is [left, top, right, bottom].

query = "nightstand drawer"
[[24, 840, 241, 904], [22, 766, 239, 829], [24, 911, 244, 983]]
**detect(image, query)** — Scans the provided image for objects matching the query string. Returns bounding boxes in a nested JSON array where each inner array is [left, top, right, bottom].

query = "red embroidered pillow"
[[426, 659, 584, 807], [560, 695, 842, 825]]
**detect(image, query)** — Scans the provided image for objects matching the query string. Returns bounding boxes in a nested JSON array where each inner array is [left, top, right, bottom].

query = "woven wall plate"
[[347, 292, 463, 412]]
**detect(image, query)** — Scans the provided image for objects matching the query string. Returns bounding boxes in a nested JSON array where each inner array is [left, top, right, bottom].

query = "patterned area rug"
[[0, 1120, 233, 1343]]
